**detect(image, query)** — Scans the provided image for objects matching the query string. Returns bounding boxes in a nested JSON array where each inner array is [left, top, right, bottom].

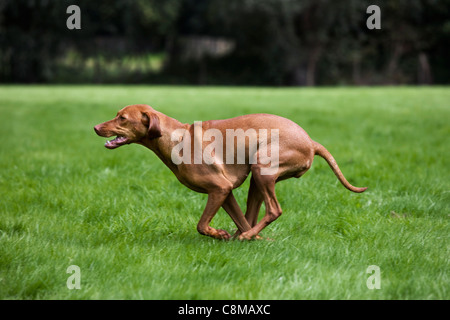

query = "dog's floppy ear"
[[141, 112, 162, 139]]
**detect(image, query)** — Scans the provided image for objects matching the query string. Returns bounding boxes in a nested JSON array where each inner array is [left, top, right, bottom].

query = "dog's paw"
[[238, 231, 256, 241], [216, 229, 231, 240], [238, 233, 271, 241]]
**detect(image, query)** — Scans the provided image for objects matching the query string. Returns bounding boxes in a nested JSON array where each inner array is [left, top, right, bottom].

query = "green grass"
[[0, 85, 448, 299]]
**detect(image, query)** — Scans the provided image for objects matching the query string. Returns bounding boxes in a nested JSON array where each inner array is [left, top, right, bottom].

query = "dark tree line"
[[1, 0, 449, 85]]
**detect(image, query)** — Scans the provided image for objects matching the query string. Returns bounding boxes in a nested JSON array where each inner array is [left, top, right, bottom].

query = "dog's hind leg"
[[238, 166, 282, 240], [232, 176, 264, 239]]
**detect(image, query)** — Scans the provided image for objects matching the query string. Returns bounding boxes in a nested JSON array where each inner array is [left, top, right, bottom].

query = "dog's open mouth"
[[105, 136, 129, 149]]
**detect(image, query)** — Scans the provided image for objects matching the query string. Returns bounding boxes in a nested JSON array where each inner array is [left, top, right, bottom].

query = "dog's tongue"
[[105, 136, 127, 148]]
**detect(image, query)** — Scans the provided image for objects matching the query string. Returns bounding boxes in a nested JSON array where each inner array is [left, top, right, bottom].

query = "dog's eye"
[[119, 116, 126, 121]]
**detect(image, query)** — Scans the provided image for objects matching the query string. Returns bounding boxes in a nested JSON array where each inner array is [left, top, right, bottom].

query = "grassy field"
[[0, 85, 448, 300]]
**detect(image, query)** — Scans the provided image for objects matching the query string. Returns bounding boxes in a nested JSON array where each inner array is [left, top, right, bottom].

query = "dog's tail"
[[313, 141, 367, 193]]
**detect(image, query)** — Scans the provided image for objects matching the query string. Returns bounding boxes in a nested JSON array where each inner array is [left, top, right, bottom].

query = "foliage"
[[0, 0, 449, 84]]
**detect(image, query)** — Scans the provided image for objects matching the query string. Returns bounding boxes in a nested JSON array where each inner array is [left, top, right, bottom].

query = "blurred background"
[[1, 0, 449, 86]]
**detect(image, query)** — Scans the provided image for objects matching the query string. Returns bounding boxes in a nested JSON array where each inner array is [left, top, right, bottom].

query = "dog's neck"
[[139, 112, 189, 173]]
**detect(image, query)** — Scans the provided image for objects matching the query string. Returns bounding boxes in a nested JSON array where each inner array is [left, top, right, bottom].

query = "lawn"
[[0, 85, 448, 299]]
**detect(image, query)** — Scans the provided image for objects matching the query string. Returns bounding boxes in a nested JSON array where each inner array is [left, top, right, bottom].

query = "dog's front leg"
[[244, 176, 264, 228], [222, 192, 252, 235], [197, 190, 231, 240]]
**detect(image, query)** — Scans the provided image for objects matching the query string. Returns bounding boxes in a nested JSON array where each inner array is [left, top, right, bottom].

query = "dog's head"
[[94, 104, 162, 149]]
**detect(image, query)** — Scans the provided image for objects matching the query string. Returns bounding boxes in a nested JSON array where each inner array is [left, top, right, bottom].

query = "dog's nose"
[[94, 125, 101, 135]]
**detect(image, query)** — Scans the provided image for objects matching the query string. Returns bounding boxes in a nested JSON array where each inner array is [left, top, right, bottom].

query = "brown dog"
[[94, 104, 367, 240]]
